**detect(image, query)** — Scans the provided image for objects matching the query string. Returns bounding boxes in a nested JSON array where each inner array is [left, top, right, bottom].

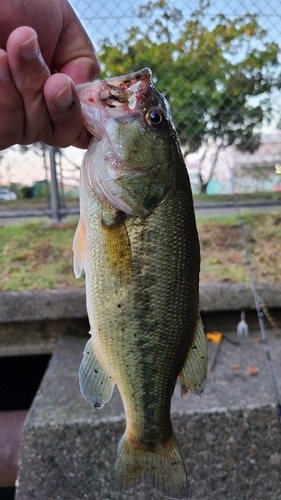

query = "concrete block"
[[16, 332, 281, 500]]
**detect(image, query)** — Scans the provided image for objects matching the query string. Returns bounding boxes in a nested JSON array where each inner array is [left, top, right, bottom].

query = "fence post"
[[49, 146, 61, 223]]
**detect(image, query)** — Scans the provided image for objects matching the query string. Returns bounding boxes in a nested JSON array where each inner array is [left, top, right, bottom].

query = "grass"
[[0, 197, 79, 212], [0, 221, 84, 291], [197, 211, 281, 284], [0, 210, 280, 291]]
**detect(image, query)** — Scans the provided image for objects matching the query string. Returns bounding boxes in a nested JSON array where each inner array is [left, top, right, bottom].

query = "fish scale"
[[73, 68, 207, 499]]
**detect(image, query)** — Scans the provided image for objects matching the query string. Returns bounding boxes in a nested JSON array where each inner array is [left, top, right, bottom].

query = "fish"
[[73, 67, 207, 499]]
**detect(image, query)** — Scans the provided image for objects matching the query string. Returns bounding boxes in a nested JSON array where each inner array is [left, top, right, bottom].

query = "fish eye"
[[145, 109, 165, 128]]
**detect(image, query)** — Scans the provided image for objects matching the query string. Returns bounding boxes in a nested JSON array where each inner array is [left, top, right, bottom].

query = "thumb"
[[53, 0, 100, 84]]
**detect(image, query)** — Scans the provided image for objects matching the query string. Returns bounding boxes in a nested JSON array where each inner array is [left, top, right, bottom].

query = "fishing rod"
[[223, 149, 281, 425]]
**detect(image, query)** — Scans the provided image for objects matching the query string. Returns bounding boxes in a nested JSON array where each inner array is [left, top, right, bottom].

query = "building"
[[186, 131, 281, 194]]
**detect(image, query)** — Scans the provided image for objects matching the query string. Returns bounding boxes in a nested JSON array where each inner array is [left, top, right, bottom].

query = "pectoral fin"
[[179, 313, 207, 397], [72, 218, 86, 278], [102, 212, 132, 284], [79, 337, 115, 408]]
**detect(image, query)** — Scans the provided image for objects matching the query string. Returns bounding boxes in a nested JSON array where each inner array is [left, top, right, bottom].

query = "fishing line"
[[223, 148, 281, 425]]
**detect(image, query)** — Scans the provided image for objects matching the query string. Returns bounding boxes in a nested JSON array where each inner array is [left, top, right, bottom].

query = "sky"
[[69, 0, 281, 50]]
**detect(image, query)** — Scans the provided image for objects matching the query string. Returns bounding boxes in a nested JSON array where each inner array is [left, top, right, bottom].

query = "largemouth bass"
[[73, 68, 207, 499]]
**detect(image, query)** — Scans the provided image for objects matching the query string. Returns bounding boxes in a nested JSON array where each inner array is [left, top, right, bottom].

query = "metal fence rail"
[[1, 0, 281, 220]]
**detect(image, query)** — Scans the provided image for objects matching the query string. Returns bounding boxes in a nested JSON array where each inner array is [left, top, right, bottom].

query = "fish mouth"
[[98, 68, 152, 110], [102, 68, 152, 90], [76, 68, 155, 138]]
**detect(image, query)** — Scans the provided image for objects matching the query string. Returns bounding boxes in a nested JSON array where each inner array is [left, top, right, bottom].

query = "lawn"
[[0, 221, 83, 291], [0, 210, 280, 291], [197, 211, 281, 284]]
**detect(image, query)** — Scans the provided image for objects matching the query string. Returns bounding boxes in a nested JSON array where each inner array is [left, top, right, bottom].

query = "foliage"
[[99, 0, 281, 156]]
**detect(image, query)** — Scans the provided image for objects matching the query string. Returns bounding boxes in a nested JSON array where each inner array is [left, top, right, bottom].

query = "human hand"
[[0, 0, 100, 150]]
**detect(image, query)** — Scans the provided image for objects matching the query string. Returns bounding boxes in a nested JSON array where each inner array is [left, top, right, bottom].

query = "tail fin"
[[112, 430, 188, 499]]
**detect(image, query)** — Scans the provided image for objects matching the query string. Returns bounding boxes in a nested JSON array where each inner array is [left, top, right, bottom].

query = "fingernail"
[[18, 34, 39, 60], [0, 51, 11, 80], [54, 79, 74, 109]]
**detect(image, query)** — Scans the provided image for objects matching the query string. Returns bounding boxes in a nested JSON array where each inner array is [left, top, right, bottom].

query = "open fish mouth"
[[100, 67, 152, 93], [98, 68, 153, 110], [77, 68, 153, 117], [75, 68, 159, 145]]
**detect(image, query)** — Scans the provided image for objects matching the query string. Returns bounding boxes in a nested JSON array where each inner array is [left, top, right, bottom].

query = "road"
[[0, 200, 280, 224], [194, 199, 281, 217]]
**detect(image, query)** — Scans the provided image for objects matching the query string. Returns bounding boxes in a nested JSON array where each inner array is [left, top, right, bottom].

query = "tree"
[[98, 0, 281, 192]]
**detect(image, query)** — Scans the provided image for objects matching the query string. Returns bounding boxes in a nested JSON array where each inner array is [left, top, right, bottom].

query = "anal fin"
[[179, 313, 207, 397], [79, 336, 115, 408]]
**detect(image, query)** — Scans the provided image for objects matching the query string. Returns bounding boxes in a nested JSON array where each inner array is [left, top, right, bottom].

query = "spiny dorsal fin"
[[72, 218, 86, 278], [179, 313, 207, 397], [102, 212, 132, 284], [79, 337, 115, 408]]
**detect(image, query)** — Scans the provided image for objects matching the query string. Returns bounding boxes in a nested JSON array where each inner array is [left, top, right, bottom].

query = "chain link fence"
[[1, 0, 281, 220]]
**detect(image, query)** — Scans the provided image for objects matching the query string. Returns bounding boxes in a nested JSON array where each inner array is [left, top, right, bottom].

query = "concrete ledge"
[[0, 288, 86, 323], [16, 334, 281, 500], [1, 283, 281, 323], [0, 318, 90, 356], [1, 283, 280, 356], [199, 282, 281, 312]]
